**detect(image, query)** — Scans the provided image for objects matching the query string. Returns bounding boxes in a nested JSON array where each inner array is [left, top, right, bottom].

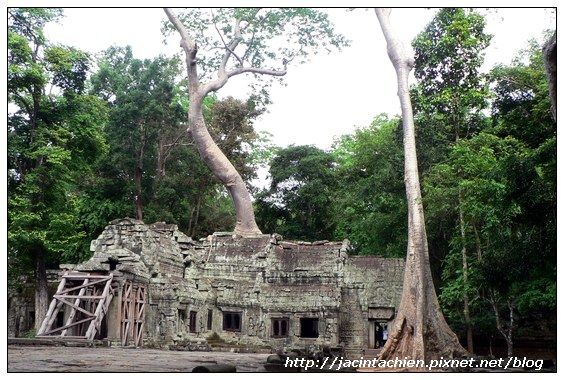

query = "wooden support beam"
[[37, 274, 67, 335], [63, 274, 112, 279], [85, 274, 113, 340], [61, 278, 89, 337], [43, 299, 65, 336], [56, 295, 106, 299], [43, 317, 96, 335], [53, 296, 95, 317], [56, 278, 110, 295]]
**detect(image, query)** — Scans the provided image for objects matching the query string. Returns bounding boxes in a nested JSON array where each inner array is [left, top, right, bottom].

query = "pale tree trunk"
[[456, 122, 473, 354], [472, 223, 483, 261], [34, 249, 49, 333], [542, 32, 556, 122], [189, 102, 260, 236], [375, 8, 467, 361], [190, 195, 202, 237], [134, 123, 146, 221], [489, 291, 515, 357], [458, 192, 473, 354], [164, 8, 286, 237], [156, 135, 165, 181], [134, 165, 143, 220]]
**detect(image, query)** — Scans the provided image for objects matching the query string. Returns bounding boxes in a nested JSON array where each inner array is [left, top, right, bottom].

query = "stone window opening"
[[300, 317, 319, 338], [183, 260, 192, 278], [178, 309, 187, 325], [271, 318, 289, 338], [189, 311, 197, 333], [107, 258, 120, 271], [223, 312, 242, 332], [207, 310, 213, 330]]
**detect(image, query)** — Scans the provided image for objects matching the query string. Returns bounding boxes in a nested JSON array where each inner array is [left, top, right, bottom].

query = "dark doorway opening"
[[368, 319, 387, 348], [207, 310, 213, 330], [300, 317, 319, 338], [189, 311, 197, 333], [178, 309, 187, 326]]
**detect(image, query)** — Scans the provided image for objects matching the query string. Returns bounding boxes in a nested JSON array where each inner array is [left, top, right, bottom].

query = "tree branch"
[[242, 12, 268, 62], [375, 8, 415, 69], [228, 66, 287, 78], [199, 65, 286, 97], [163, 8, 196, 56], [164, 8, 202, 98], [211, 9, 244, 72]]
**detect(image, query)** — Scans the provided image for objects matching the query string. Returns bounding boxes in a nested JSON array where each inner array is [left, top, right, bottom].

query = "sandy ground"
[[8, 345, 270, 372]]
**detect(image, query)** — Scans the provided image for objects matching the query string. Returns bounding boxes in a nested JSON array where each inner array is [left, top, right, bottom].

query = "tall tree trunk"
[[375, 8, 466, 361], [458, 192, 473, 354], [542, 32, 556, 122], [191, 195, 202, 236], [187, 203, 196, 236], [134, 124, 146, 221], [490, 293, 515, 357], [156, 135, 165, 182], [455, 118, 473, 354], [34, 250, 49, 333], [165, 8, 262, 237], [472, 223, 483, 261], [134, 165, 143, 220], [189, 103, 261, 236]]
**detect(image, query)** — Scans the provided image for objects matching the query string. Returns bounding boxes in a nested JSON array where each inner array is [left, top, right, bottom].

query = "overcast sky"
[[42, 8, 554, 151]]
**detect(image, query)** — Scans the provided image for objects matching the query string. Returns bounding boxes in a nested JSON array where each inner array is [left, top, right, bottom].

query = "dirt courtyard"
[[8, 345, 270, 372]]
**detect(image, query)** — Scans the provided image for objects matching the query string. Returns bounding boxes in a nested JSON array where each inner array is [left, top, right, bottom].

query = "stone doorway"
[[367, 307, 395, 349], [367, 319, 388, 349]]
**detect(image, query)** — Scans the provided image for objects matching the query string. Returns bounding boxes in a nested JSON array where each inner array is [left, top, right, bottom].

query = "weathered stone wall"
[[11, 218, 405, 355], [183, 234, 348, 349], [7, 270, 60, 337]]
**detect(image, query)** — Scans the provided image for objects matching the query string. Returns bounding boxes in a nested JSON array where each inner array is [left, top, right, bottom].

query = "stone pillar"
[[339, 287, 366, 358], [106, 282, 122, 343]]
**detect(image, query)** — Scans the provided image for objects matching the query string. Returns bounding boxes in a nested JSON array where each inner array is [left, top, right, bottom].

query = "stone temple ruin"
[[10, 218, 405, 357]]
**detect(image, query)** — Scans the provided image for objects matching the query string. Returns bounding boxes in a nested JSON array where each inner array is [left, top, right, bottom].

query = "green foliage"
[[413, 9, 491, 102], [163, 8, 348, 105], [45, 46, 90, 94], [256, 145, 337, 241], [8, 8, 63, 46], [425, 37, 556, 341], [411, 8, 492, 171], [8, 8, 108, 278], [332, 114, 406, 256], [491, 39, 555, 149], [412, 9, 555, 344], [86, 46, 267, 238]]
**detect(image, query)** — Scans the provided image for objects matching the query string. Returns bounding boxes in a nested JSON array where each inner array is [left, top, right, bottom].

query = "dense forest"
[[8, 8, 555, 355]]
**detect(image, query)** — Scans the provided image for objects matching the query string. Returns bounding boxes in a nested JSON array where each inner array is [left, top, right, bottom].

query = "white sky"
[[41, 7, 555, 150]]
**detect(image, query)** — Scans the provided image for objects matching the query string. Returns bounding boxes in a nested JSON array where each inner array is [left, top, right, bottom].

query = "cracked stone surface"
[[8, 346, 270, 372]]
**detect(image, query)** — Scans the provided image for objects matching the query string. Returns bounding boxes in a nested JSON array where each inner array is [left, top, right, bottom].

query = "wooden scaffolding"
[[37, 271, 114, 340], [120, 280, 146, 346]]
